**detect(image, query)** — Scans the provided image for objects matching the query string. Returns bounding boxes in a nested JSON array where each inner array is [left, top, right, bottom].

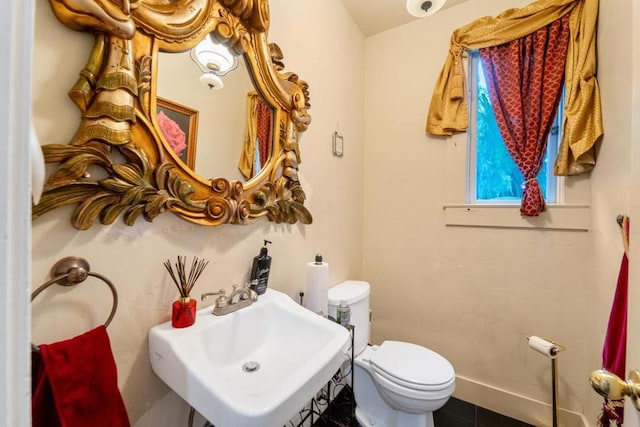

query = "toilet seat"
[[369, 341, 455, 393], [372, 366, 455, 401]]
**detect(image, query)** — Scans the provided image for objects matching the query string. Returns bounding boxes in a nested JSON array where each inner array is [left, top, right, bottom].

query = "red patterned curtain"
[[256, 100, 272, 168], [479, 14, 570, 216]]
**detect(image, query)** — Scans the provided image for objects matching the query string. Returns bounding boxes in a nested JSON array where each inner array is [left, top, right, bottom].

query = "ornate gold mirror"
[[33, 0, 312, 229]]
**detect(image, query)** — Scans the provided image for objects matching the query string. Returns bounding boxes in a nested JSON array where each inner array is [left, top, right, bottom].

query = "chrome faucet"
[[201, 284, 257, 316]]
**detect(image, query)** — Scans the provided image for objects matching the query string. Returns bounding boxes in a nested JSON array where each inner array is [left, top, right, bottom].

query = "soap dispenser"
[[249, 240, 272, 295]]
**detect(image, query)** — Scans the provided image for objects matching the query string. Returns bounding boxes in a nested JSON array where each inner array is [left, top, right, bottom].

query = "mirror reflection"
[[157, 38, 273, 182]]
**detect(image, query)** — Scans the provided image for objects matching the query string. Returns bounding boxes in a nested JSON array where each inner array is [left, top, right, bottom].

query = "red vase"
[[172, 297, 196, 328]]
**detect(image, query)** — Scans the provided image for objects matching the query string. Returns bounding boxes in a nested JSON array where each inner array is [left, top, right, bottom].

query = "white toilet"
[[328, 281, 455, 427]]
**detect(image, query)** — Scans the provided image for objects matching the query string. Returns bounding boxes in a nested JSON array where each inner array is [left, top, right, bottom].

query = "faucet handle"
[[244, 283, 258, 302], [201, 289, 229, 307], [215, 290, 229, 308]]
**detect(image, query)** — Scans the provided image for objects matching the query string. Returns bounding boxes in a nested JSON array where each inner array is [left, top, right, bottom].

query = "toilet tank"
[[328, 280, 370, 356]]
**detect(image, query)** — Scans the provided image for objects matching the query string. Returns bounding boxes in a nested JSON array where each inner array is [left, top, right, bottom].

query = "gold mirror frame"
[[33, 0, 312, 229]]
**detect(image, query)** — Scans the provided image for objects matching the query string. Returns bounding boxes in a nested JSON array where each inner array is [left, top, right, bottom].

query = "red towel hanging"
[[32, 325, 130, 427], [599, 216, 629, 426]]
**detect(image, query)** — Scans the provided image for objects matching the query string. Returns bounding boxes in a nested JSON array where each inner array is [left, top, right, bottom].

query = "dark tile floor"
[[313, 390, 534, 427], [434, 397, 535, 427]]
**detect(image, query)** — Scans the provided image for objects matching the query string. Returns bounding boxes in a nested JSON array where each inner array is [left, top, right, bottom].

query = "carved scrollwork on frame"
[[34, 0, 312, 229]]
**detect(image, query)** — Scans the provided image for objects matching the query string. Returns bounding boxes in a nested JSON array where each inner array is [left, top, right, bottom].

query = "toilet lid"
[[370, 341, 455, 389]]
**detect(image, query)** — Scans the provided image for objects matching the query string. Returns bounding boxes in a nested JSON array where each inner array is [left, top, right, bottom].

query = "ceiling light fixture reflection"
[[199, 73, 224, 90], [190, 34, 239, 90]]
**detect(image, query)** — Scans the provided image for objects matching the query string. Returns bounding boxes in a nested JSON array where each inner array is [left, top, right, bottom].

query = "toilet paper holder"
[[527, 336, 565, 427]]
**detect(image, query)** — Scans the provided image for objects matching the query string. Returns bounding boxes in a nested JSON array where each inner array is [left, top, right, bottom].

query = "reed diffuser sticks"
[[163, 255, 209, 298]]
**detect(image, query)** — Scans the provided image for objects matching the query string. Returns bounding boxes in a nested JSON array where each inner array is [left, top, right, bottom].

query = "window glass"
[[468, 51, 560, 204]]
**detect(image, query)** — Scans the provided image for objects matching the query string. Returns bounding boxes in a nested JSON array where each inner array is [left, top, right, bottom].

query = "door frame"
[[626, 0, 640, 424], [0, 0, 34, 426]]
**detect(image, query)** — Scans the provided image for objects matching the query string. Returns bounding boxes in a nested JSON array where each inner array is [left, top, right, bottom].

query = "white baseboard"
[[453, 375, 590, 427]]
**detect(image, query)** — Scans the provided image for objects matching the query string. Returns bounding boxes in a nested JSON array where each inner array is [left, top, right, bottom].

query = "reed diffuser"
[[164, 256, 209, 328]]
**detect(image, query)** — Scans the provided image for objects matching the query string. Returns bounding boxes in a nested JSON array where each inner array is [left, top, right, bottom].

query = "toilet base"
[[353, 348, 439, 427], [355, 407, 434, 427]]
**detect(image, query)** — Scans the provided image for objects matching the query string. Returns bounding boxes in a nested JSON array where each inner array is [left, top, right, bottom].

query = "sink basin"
[[149, 289, 350, 426]]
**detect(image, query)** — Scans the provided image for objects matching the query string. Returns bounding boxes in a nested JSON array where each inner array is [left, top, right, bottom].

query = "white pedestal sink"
[[149, 289, 350, 426]]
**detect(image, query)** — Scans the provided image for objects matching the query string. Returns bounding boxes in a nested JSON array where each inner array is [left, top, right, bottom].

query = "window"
[[467, 51, 562, 205]]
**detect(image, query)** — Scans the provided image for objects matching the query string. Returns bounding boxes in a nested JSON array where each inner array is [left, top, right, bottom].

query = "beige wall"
[[364, 0, 631, 425], [31, 1, 365, 425]]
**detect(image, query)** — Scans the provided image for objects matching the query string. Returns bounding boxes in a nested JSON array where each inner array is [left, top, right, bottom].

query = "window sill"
[[443, 204, 590, 231]]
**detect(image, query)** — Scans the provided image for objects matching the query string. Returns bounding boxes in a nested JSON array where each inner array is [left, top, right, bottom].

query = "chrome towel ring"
[[31, 256, 118, 352]]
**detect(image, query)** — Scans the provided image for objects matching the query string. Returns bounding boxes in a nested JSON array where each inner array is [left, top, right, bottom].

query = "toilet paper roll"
[[528, 336, 559, 359], [306, 261, 329, 316]]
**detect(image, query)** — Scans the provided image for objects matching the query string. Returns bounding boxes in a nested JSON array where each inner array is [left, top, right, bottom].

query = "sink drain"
[[242, 361, 260, 373]]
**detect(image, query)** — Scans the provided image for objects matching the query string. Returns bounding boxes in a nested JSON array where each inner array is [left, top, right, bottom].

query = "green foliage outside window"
[[475, 65, 549, 201]]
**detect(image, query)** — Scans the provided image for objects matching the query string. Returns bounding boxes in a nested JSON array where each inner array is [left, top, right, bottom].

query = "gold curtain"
[[425, 0, 602, 176], [238, 92, 261, 180]]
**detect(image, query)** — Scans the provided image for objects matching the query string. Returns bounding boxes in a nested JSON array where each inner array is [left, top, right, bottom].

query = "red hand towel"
[[599, 218, 629, 426], [32, 325, 130, 427]]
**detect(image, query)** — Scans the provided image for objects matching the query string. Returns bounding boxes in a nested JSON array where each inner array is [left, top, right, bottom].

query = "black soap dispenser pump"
[[250, 240, 272, 295]]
